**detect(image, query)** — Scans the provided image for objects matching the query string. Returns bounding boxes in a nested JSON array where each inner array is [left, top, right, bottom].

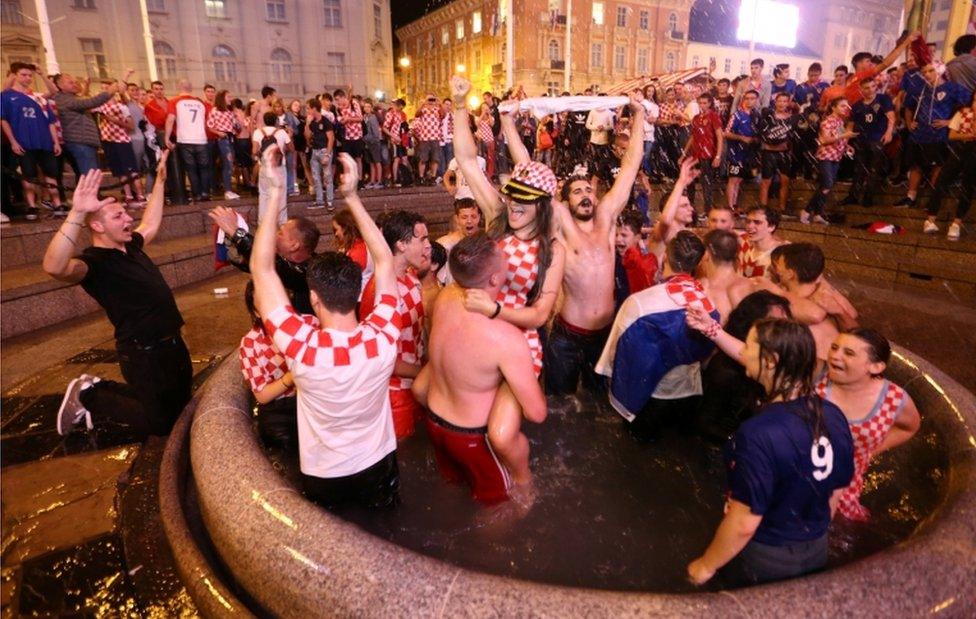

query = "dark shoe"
[[893, 197, 915, 209]]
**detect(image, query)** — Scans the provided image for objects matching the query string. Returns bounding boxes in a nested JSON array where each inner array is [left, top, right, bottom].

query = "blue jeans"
[[216, 137, 234, 193], [310, 148, 334, 204], [65, 142, 100, 175], [642, 140, 656, 176], [440, 143, 454, 175], [806, 159, 839, 217]]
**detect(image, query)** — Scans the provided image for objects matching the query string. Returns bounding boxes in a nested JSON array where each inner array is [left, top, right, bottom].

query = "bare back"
[[702, 268, 755, 325]]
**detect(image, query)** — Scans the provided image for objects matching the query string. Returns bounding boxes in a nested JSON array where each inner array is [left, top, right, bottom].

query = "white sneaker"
[[923, 220, 939, 234], [947, 222, 961, 241], [307, 202, 325, 210], [224, 191, 240, 200], [56, 376, 95, 435], [799, 211, 811, 224], [812, 215, 830, 225]]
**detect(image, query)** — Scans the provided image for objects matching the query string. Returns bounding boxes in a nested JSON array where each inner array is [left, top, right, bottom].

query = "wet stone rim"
[[162, 346, 976, 617]]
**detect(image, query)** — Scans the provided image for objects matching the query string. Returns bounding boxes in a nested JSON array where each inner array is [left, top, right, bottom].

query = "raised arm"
[[335, 152, 394, 298], [450, 75, 503, 222], [500, 110, 532, 165], [599, 102, 645, 226], [42, 170, 116, 283], [878, 31, 920, 73], [249, 183, 290, 318], [654, 157, 699, 236], [686, 305, 745, 362], [134, 151, 170, 244]]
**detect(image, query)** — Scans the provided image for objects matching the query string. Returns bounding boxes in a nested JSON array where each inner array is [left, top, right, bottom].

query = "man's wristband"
[[64, 218, 86, 228], [490, 302, 502, 319]]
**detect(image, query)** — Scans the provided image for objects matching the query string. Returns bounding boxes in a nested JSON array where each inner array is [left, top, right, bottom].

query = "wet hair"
[[454, 197, 480, 217], [953, 34, 976, 57], [771, 243, 825, 284], [809, 62, 822, 72], [215, 90, 231, 111], [151, 80, 164, 88], [488, 197, 554, 306], [751, 58, 764, 68], [725, 291, 792, 341], [753, 318, 824, 437], [305, 252, 362, 315], [331, 208, 361, 252], [450, 232, 500, 288], [244, 280, 262, 331], [381, 210, 426, 254], [289, 217, 321, 255], [746, 205, 780, 231], [665, 230, 706, 275], [559, 175, 591, 202], [261, 85, 276, 98], [10, 62, 35, 73], [263, 112, 277, 127], [848, 328, 892, 368], [430, 241, 447, 274], [703, 229, 739, 265], [851, 52, 873, 67], [617, 210, 644, 236]]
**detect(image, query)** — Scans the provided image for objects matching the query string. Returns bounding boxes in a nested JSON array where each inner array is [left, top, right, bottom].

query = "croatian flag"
[[214, 212, 248, 271], [595, 274, 719, 421]]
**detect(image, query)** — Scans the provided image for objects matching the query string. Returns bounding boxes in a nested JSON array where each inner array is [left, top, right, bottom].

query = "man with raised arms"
[[412, 233, 547, 504], [646, 157, 701, 271]]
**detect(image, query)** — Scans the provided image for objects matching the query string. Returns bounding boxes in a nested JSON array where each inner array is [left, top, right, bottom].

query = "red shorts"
[[424, 410, 511, 504], [390, 388, 422, 440]]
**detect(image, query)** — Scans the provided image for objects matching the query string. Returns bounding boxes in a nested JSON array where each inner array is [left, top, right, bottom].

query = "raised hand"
[[70, 170, 116, 214], [336, 152, 359, 196], [155, 149, 170, 182], [677, 157, 701, 185], [208, 205, 239, 236], [451, 75, 472, 104], [685, 303, 719, 335]]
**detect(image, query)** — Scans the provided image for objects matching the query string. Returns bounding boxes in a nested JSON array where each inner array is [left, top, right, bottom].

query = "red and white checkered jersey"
[[496, 234, 543, 375], [359, 273, 426, 391], [476, 118, 495, 143], [815, 115, 848, 162], [949, 107, 975, 137], [340, 101, 364, 141], [263, 298, 400, 477], [92, 99, 132, 143], [414, 105, 441, 142], [738, 243, 774, 278], [207, 108, 237, 135], [816, 377, 907, 521], [46, 98, 64, 144], [664, 273, 715, 313], [382, 108, 406, 142], [239, 322, 314, 397]]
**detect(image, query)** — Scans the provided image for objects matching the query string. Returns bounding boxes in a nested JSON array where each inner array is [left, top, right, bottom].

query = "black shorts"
[[102, 141, 138, 178], [905, 142, 946, 170], [761, 150, 793, 179], [394, 144, 408, 158], [301, 450, 400, 511], [18, 148, 58, 178], [728, 157, 756, 179], [234, 137, 253, 168], [340, 139, 364, 159], [416, 140, 439, 164]]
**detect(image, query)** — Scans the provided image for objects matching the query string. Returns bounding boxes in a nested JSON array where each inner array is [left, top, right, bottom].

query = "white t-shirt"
[[252, 126, 291, 170], [641, 99, 659, 142], [586, 108, 615, 145], [265, 297, 400, 478], [447, 156, 485, 201], [171, 95, 208, 145]]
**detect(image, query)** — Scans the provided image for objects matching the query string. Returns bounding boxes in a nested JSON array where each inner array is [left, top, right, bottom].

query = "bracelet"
[[64, 219, 86, 228], [58, 230, 77, 246], [490, 302, 502, 319], [704, 321, 721, 340]]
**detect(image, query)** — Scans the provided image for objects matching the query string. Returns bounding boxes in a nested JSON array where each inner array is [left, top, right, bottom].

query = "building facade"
[[797, 0, 901, 73], [684, 41, 819, 82], [0, 0, 394, 100], [395, 0, 693, 102]]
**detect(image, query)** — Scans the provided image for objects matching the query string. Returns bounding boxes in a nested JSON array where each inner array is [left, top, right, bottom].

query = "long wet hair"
[[754, 318, 825, 438], [488, 196, 555, 305]]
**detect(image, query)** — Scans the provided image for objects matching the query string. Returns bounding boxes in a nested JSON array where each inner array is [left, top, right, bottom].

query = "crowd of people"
[[38, 31, 959, 590]]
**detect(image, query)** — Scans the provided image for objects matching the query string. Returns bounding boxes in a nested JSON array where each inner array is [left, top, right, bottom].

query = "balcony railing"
[[550, 60, 565, 70]]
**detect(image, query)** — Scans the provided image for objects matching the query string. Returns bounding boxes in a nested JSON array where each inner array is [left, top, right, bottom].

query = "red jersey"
[[621, 246, 657, 294], [690, 109, 723, 160], [144, 97, 169, 131]]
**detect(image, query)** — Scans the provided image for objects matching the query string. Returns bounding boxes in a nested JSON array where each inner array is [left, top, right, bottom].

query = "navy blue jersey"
[[902, 76, 972, 144], [725, 397, 854, 546], [851, 94, 894, 143], [770, 79, 797, 103], [793, 81, 828, 112], [727, 109, 758, 164]]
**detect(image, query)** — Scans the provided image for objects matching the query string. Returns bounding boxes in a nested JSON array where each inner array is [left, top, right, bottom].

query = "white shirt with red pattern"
[[414, 105, 442, 142], [92, 99, 132, 143], [207, 108, 238, 136], [340, 101, 364, 141], [382, 108, 405, 142], [815, 114, 848, 162], [263, 297, 400, 478], [389, 273, 425, 392], [949, 107, 975, 138], [239, 323, 311, 398], [441, 111, 454, 145], [738, 242, 775, 278]]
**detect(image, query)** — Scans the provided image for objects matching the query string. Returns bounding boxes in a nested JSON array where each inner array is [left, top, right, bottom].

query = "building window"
[[548, 39, 560, 61], [326, 51, 345, 83], [740, 60, 747, 74], [692, 55, 699, 67], [591, 43, 603, 69], [80, 38, 108, 78], [724, 58, 731, 73], [153, 41, 177, 79], [1, 0, 23, 24], [637, 48, 648, 73], [323, 0, 341, 27], [668, 12, 677, 31], [373, 2, 382, 38], [146, 0, 165, 11], [936, 19, 949, 31], [472, 10, 482, 34], [456, 18, 464, 39], [428, 32, 434, 50], [474, 49, 482, 72], [616, 6, 626, 27], [592, 1, 604, 26], [212, 44, 237, 82], [270, 48, 293, 85], [547, 80, 560, 96], [639, 10, 648, 30], [72, 0, 95, 8], [615, 45, 625, 70], [204, 0, 226, 18], [442, 26, 449, 45], [266, 0, 285, 21], [665, 51, 676, 72]]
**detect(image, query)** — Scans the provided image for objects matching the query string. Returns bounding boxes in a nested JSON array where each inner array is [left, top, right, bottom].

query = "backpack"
[[260, 129, 282, 167], [397, 161, 414, 186]]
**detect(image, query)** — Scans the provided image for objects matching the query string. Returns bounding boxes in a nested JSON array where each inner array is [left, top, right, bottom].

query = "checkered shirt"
[[951, 107, 975, 137], [738, 244, 774, 279], [383, 109, 406, 142], [207, 108, 237, 135], [390, 273, 426, 391], [476, 118, 495, 143], [93, 99, 132, 143], [496, 234, 543, 376], [239, 322, 315, 397], [414, 105, 441, 142], [341, 101, 364, 141], [658, 101, 684, 125], [816, 377, 906, 521], [664, 274, 715, 313], [47, 98, 63, 144], [815, 115, 848, 162]]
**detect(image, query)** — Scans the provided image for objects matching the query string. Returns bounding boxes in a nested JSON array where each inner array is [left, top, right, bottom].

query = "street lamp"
[[399, 56, 411, 68], [456, 63, 467, 73]]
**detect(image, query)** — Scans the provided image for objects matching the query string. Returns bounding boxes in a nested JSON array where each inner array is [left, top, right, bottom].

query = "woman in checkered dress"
[[815, 329, 920, 521]]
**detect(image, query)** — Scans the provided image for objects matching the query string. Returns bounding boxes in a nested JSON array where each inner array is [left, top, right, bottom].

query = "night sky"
[[392, 0, 450, 32]]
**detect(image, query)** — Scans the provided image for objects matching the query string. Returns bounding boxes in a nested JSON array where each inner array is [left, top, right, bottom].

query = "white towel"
[[498, 96, 631, 120]]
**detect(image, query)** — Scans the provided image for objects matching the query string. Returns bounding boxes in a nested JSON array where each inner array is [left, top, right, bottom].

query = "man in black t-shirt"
[[757, 92, 800, 212], [43, 152, 193, 439], [303, 98, 336, 209]]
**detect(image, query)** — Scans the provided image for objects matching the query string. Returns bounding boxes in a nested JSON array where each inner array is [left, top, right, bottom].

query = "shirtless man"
[[705, 205, 736, 231], [412, 233, 547, 504], [738, 205, 788, 279], [764, 243, 859, 367], [699, 229, 754, 324], [507, 97, 645, 398], [435, 198, 483, 285], [646, 158, 701, 272]]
